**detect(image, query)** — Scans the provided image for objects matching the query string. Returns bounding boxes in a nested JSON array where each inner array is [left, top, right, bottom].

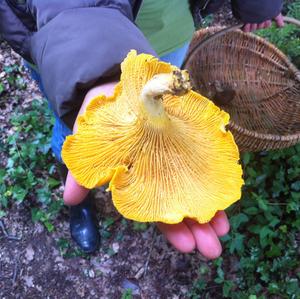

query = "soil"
[[0, 3, 235, 299]]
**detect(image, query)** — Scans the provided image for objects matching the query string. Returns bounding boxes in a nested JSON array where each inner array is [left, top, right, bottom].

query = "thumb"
[[63, 171, 90, 206]]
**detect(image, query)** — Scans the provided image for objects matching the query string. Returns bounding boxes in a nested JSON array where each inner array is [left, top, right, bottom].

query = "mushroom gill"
[[62, 50, 244, 224]]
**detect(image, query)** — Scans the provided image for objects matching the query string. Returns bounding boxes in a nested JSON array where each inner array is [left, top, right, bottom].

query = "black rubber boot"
[[57, 162, 100, 253], [69, 196, 100, 253]]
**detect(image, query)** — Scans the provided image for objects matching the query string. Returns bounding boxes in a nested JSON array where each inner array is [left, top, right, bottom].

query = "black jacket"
[[0, 0, 283, 128]]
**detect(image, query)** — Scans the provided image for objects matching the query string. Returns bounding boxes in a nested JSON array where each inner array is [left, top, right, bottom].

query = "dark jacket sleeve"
[[0, 0, 33, 62], [231, 0, 283, 23], [29, 6, 155, 128]]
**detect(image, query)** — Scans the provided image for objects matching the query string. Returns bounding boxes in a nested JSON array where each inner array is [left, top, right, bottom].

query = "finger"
[[210, 211, 230, 237], [243, 23, 251, 33], [265, 20, 272, 28], [274, 13, 284, 27], [258, 22, 266, 30], [184, 219, 222, 259], [250, 23, 258, 32], [157, 222, 196, 253], [63, 171, 90, 205]]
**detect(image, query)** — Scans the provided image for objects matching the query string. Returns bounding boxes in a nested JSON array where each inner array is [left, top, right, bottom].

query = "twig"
[[0, 220, 21, 241], [12, 255, 20, 286], [134, 225, 157, 280], [143, 225, 156, 277]]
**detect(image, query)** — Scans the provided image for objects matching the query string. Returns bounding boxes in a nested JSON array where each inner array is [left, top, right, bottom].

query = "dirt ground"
[[0, 5, 236, 299], [0, 187, 206, 299]]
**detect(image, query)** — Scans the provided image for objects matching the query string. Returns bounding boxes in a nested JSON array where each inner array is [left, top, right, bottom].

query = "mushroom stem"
[[140, 69, 192, 119]]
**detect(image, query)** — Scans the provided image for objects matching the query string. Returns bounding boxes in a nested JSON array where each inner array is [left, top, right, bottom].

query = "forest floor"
[[0, 4, 238, 299]]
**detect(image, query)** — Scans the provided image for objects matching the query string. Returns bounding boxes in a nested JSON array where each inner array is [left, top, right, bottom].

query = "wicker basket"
[[184, 17, 300, 152]]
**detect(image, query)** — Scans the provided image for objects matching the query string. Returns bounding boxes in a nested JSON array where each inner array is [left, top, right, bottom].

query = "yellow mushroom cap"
[[62, 50, 244, 224]]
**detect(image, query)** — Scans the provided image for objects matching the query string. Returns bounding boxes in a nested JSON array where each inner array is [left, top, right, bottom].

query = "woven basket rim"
[[187, 26, 300, 80], [228, 121, 300, 141], [185, 21, 300, 151]]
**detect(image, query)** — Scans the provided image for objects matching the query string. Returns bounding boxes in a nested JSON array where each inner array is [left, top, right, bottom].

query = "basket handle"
[[182, 16, 300, 69]]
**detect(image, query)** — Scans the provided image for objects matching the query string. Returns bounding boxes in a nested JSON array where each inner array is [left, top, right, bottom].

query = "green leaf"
[[266, 243, 281, 258], [103, 217, 115, 228], [268, 282, 279, 294], [259, 227, 273, 248], [48, 199, 63, 215], [291, 181, 300, 191], [0, 210, 6, 218], [230, 213, 249, 230], [269, 217, 280, 228], [244, 207, 258, 215], [12, 186, 28, 202], [101, 231, 111, 239], [199, 265, 209, 275], [229, 233, 245, 254], [242, 152, 251, 165], [0, 168, 6, 184], [132, 221, 148, 231], [57, 238, 70, 251], [121, 289, 133, 299], [194, 279, 207, 292], [48, 177, 61, 189], [214, 277, 224, 284], [6, 158, 14, 169], [257, 197, 268, 211], [291, 191, 300, 201], [223, 280, 234, 297], [44, 221, 54, 232], [287, 201, 299, 213], [31, 208, 44, 222], [286, 279, 300, 296], [246, 167, 257, 178], [36, 187, 51, 204], [0, 83, 4, 94]]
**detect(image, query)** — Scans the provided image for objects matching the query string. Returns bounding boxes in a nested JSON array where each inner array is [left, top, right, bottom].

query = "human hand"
[[63, 81, 230, 260], [243, 13, 284, 32], [157, 211, 230, 259]]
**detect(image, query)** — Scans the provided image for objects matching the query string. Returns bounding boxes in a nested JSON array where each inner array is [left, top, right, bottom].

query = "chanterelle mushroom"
[[62, 50, 243, 224]]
